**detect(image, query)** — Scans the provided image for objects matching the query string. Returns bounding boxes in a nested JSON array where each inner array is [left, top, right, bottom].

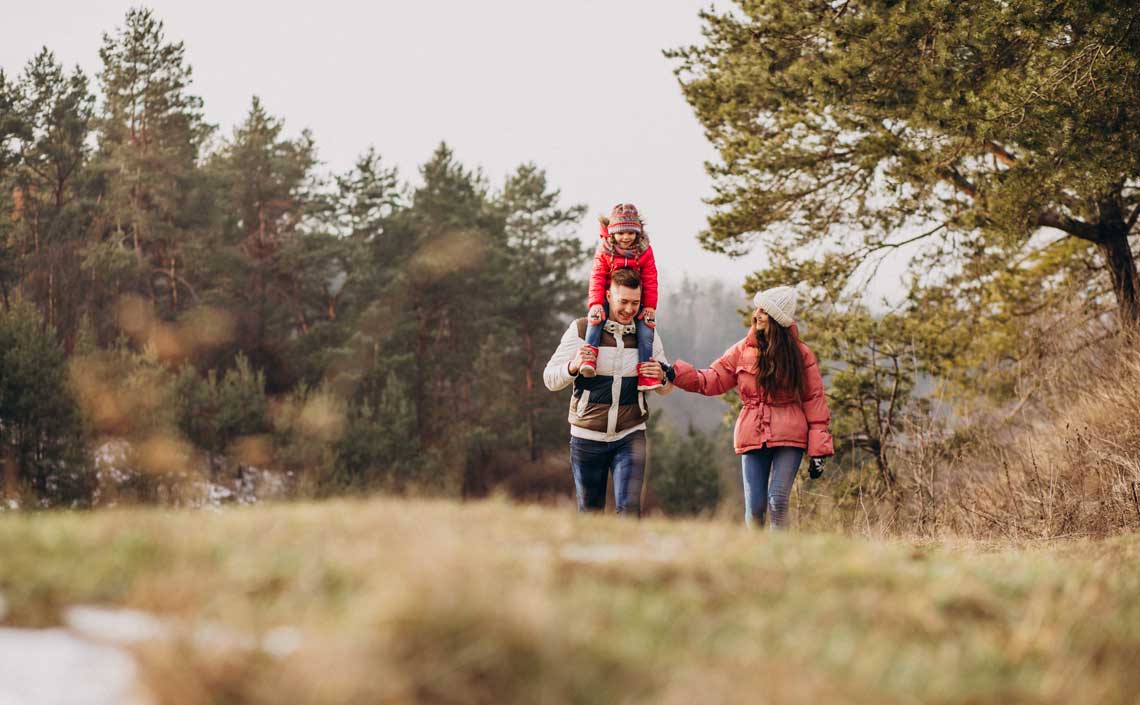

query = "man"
[[543, 267, 674, 517]]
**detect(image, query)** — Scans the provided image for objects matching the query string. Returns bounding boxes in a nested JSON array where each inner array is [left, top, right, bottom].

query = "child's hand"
[[639, 307, 657, 329], [588, 305, 606, 324]]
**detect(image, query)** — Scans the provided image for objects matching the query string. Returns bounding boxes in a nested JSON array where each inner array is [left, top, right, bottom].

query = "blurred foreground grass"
[[1, 499, 1138, 705]]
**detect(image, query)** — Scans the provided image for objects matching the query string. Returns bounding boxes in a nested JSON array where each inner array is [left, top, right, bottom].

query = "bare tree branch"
[[1036, 210, 1101, 243], [985, 141, 1018, 166]]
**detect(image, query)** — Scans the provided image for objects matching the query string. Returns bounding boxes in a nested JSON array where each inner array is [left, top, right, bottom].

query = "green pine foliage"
[[88, 6, 217, 334], [670, 0, 1140, 393], [0, 9, 602, 506], [0, 301, 91, 505], [648, 421, 723, 517]]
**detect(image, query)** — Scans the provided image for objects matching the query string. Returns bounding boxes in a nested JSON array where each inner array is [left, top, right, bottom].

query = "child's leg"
[[585, 316, 603, 347], [581, 302, 608, 377], [636, 315, 654, 363], [635, 307, 660, 390]]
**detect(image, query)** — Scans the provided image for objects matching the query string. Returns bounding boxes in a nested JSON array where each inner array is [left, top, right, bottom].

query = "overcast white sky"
[[3, 0, 770, 297]]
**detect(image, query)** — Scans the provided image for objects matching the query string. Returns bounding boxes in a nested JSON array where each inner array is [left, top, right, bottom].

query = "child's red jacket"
[[588, 238, 659, 310]]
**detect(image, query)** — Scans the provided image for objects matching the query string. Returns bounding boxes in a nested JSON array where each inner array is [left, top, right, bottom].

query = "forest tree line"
[[0, 8, 602, 506]]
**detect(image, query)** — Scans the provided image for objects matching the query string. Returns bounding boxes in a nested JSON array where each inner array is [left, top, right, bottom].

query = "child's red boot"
[[637, 374, 661, 392], [580, 345, 599, 377]]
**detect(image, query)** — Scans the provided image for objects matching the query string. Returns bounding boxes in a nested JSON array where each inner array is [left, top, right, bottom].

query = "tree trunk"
[[524, 331, 538, 462], [1099, 226, 1139, 328], [415, 310, 429, 446], [2, 441, 18, 502], [48, 269, 55, 327], [169, 256, 178, 311]]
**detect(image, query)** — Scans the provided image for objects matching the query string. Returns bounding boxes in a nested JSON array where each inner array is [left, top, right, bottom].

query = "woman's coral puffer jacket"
[[671, 329, 834, 457]]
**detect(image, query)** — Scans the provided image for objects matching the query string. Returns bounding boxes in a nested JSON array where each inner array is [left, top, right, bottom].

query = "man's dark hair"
[[611, 267, 642, 290]]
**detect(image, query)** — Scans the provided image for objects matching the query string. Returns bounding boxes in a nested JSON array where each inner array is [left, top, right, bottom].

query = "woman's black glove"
[[808, 456, 826, 479], [660, 361, 676, 383]]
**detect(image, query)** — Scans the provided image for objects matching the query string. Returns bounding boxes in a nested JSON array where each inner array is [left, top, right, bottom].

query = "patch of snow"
[[207, 483, 234, 503], [88, 438, 292, 508], [65, 606, 165, 645], [64, 605, 300, 658], [93, 439, 132, 481], [0, 628, 150, 705]]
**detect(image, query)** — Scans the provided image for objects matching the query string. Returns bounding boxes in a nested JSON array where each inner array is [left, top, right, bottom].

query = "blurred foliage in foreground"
[[1, 499, 1138, 705]]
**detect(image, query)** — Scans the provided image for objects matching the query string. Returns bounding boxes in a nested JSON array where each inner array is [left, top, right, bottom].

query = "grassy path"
[[1, 499, 1138, 705]]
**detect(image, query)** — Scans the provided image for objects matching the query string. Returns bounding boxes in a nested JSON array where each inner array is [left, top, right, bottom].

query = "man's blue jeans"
[[570, 431, 646, 517], [584, 301, 654, 364], [742, 446, 804, 529]]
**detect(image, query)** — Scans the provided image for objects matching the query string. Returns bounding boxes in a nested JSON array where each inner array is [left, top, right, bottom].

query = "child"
[[581, 203, 660, 391]]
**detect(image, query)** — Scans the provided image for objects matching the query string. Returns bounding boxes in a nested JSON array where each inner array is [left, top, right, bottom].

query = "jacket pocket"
[[735, 363, 759, 404], [575, 389, 591, 416]]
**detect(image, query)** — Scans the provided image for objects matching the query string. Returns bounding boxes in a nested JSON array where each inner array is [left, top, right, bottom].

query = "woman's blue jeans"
[[584, 301, 654, 363], [742, 446, 805, 530]]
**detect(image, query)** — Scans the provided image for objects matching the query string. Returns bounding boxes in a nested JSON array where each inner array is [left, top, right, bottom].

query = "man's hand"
[[587, 304, 606, 324], [638, 307, 657, 329], [569, 345, 597, 375], [638, 360, 666, 381]]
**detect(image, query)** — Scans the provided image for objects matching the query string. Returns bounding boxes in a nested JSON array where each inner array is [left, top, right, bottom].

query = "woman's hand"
[[808, 457, 826, 479]]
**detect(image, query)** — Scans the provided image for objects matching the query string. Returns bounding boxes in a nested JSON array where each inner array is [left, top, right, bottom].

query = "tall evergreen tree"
[[91, 7, 213, 317], [317, 148, 407, 393], [5, 49, 95, 342], [208, 96, 322, 386], [405, 143, 504, 454], [0, 70, 20, 180], [495, 164, 587, 460], [331, 147, 404, 318], [0, 69, 26, 307]]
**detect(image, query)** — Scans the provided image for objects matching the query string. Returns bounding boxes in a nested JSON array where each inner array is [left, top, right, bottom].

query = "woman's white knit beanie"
[[754, 286, 797, 327]]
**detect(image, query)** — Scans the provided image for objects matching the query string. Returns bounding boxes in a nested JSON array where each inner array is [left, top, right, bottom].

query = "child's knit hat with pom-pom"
[[607, 203, 643, 235]]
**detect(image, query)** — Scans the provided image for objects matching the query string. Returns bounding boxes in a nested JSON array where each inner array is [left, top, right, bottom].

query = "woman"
[[668, 286, 833, 529]]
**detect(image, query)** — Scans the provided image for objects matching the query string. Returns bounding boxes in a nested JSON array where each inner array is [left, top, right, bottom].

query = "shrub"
[[0, 301, 92, 506], [649, 424, 722, 517]]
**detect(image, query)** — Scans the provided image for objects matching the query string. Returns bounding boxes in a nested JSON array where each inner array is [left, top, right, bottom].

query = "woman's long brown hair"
[[753, 319, 805, 397]]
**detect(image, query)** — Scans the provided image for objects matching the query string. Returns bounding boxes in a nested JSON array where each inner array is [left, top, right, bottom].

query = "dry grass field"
[[2, 498, 1138, 705]]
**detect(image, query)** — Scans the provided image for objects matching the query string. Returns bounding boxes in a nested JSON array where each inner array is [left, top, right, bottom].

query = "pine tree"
[[0, 69, 26, 307], [208, 96, 322, 384], [405, 143, 504, 451], [91, 7, 213, 318], [0, 300, 90, 505], [5, 49, 95, 343], [495, 164, 588, 460], [0, 69, 20, 176], [669, 1, 1140, 331]]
